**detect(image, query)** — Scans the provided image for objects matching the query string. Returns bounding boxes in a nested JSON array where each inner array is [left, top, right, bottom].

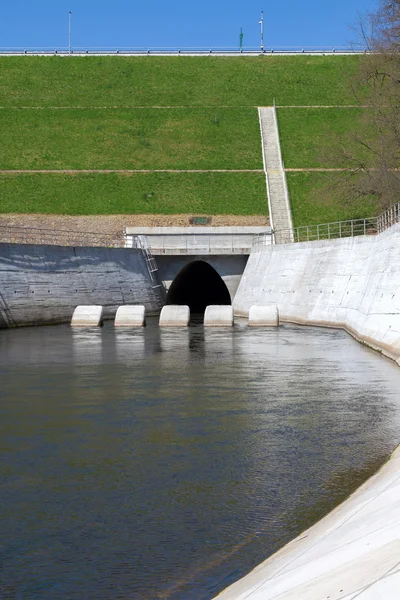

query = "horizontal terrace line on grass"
[[0, 105, 366, 109], [0, 169, 265, 174], [1, 169, 379, 173], [285, 168, 357, 172]]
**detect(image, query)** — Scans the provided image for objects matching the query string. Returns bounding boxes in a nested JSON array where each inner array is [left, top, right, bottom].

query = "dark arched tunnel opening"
[[166, 260, 231, 314]]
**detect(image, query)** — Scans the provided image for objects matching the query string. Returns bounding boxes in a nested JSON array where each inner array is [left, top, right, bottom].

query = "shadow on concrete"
[[166, 260, 231, 314]]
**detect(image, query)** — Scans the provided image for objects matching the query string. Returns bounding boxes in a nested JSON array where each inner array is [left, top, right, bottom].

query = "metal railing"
[[253, 201, 400, 246], [0, 224, 127, 248], [133, 235, 162, 290], [0, 45, 366, 56], [377, 201, 400, 233]]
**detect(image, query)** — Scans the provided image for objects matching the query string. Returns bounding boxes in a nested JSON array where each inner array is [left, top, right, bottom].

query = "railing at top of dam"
[[254, 201, 400, 246], [0, 225, 128, 248], [1, 200, 398, 251], [0, 46, 366, 56]]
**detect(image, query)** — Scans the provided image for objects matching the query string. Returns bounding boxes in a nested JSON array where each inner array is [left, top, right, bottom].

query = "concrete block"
[[159, 305, 190, 327], [204, 305, 234, 327], [114, 305, 146, 327], [248, 305, 279, 326], [71, 305, 103, 327]]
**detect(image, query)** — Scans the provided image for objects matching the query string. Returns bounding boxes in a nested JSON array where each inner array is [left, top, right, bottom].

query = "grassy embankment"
[[277, 107, 379, 225], [0, 55, 377, 221]]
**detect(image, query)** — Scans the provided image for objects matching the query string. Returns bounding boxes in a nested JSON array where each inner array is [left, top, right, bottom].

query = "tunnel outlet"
[[166, 260, 231, 314]]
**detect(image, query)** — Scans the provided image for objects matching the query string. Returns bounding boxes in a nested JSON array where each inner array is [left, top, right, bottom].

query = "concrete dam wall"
[[234, 223, 400, 363], [0, 243, 163, 328]]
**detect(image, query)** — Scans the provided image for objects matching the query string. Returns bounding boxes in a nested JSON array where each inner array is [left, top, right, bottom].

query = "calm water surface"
[[1, 321, 400, 599]]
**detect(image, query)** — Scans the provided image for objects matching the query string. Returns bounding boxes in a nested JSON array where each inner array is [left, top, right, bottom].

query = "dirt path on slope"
[[0, 213, 269, 236]]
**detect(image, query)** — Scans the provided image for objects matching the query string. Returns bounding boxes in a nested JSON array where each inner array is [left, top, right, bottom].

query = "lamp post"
[[259, 11, 264, 52], [239, 27, 243, 51], [68, 11, 72, 54]]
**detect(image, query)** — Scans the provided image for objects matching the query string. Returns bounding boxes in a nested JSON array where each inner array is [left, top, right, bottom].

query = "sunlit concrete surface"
[[204, 305, 234, 327], [248, 305, 279, 326], [159, 304, 190, 327], [114, 305, 146, 327], [125, 227, 271, 255], [234, 223, 400, 363], [215, 445, 400, 599], [71, 305, 104, 327]]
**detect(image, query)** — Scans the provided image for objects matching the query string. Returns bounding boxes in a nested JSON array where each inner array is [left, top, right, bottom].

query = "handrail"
[[0, 46, 367, 56], [253, 201, 400, 246]]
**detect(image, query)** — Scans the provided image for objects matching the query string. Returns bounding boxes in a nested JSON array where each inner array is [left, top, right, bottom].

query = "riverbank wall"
[[216, 444, 400, 599], [0, 243, 163, 327], [218, 223, 400, 599], [234, 223, 400, 364]]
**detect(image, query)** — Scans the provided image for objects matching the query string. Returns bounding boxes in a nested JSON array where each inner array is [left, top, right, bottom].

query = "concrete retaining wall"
[[0, 243, 163, 328], [216, 444, 400, 599], [234, 224, 400, 363]]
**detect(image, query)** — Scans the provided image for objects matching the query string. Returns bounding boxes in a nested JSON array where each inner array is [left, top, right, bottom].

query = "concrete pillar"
[[204, 305, 234, 327], [159, 305, 190, 327], [248, 305, 279, 326], [114, 305, 146, 327], [71, 305, 104, 327]]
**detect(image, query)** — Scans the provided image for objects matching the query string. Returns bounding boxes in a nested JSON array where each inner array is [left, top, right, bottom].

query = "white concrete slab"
[[126, 226, 270, 235], [159, 305, 190, 327], [233, 223, 400, 362], [357, 569, 400, 599], [114, 305, 146, 327], [125, 226, 273, 255], [248, 305, 279, 326], [204, 305, 234, 326], [71, 305, 103, 327], [214, 446, 400, 600]]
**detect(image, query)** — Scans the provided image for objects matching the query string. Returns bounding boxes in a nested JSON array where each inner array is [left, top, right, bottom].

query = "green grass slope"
[[0, 108, 262, 170], [287, 173, 378, 226], [0, 55, 374, 220], [0, 56, 361, 107], [277, 108, 371, 168], [0, 172, 266, 215]]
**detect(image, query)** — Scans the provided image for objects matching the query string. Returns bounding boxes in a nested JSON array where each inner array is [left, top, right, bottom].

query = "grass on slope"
[[277, 108, 373, 168], [0, 56, 362, 107], [0, 172, 267, 215], [287, 172, 379, 227], [0, 108, 262, 170]]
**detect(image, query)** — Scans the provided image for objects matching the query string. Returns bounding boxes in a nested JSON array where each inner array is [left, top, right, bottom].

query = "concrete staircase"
[[258, 107, 294, 244]]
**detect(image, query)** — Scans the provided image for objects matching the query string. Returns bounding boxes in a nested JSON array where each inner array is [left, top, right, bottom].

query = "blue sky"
[[1, 0, 378, 50]]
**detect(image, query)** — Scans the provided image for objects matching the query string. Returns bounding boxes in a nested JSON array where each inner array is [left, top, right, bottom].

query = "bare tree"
[[319, 1, 400, 212]]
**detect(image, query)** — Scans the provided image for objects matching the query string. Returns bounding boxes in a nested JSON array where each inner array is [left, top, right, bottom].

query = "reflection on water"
[[0, 321, 400, 599]]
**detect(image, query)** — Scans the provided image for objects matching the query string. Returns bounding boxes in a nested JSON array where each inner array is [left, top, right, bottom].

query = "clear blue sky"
[[1, 0, 378, 49]]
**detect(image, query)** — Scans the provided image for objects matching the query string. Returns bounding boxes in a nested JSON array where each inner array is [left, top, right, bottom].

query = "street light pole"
[[259, 11, 264, 52], [68, 11, 72, 54]]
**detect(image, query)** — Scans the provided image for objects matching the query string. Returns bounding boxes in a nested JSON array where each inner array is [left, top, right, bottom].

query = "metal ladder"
[[136, 235, 162, 290]]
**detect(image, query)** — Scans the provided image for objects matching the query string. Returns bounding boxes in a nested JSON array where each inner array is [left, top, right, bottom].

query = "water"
[[1, 321, 400, 599]]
